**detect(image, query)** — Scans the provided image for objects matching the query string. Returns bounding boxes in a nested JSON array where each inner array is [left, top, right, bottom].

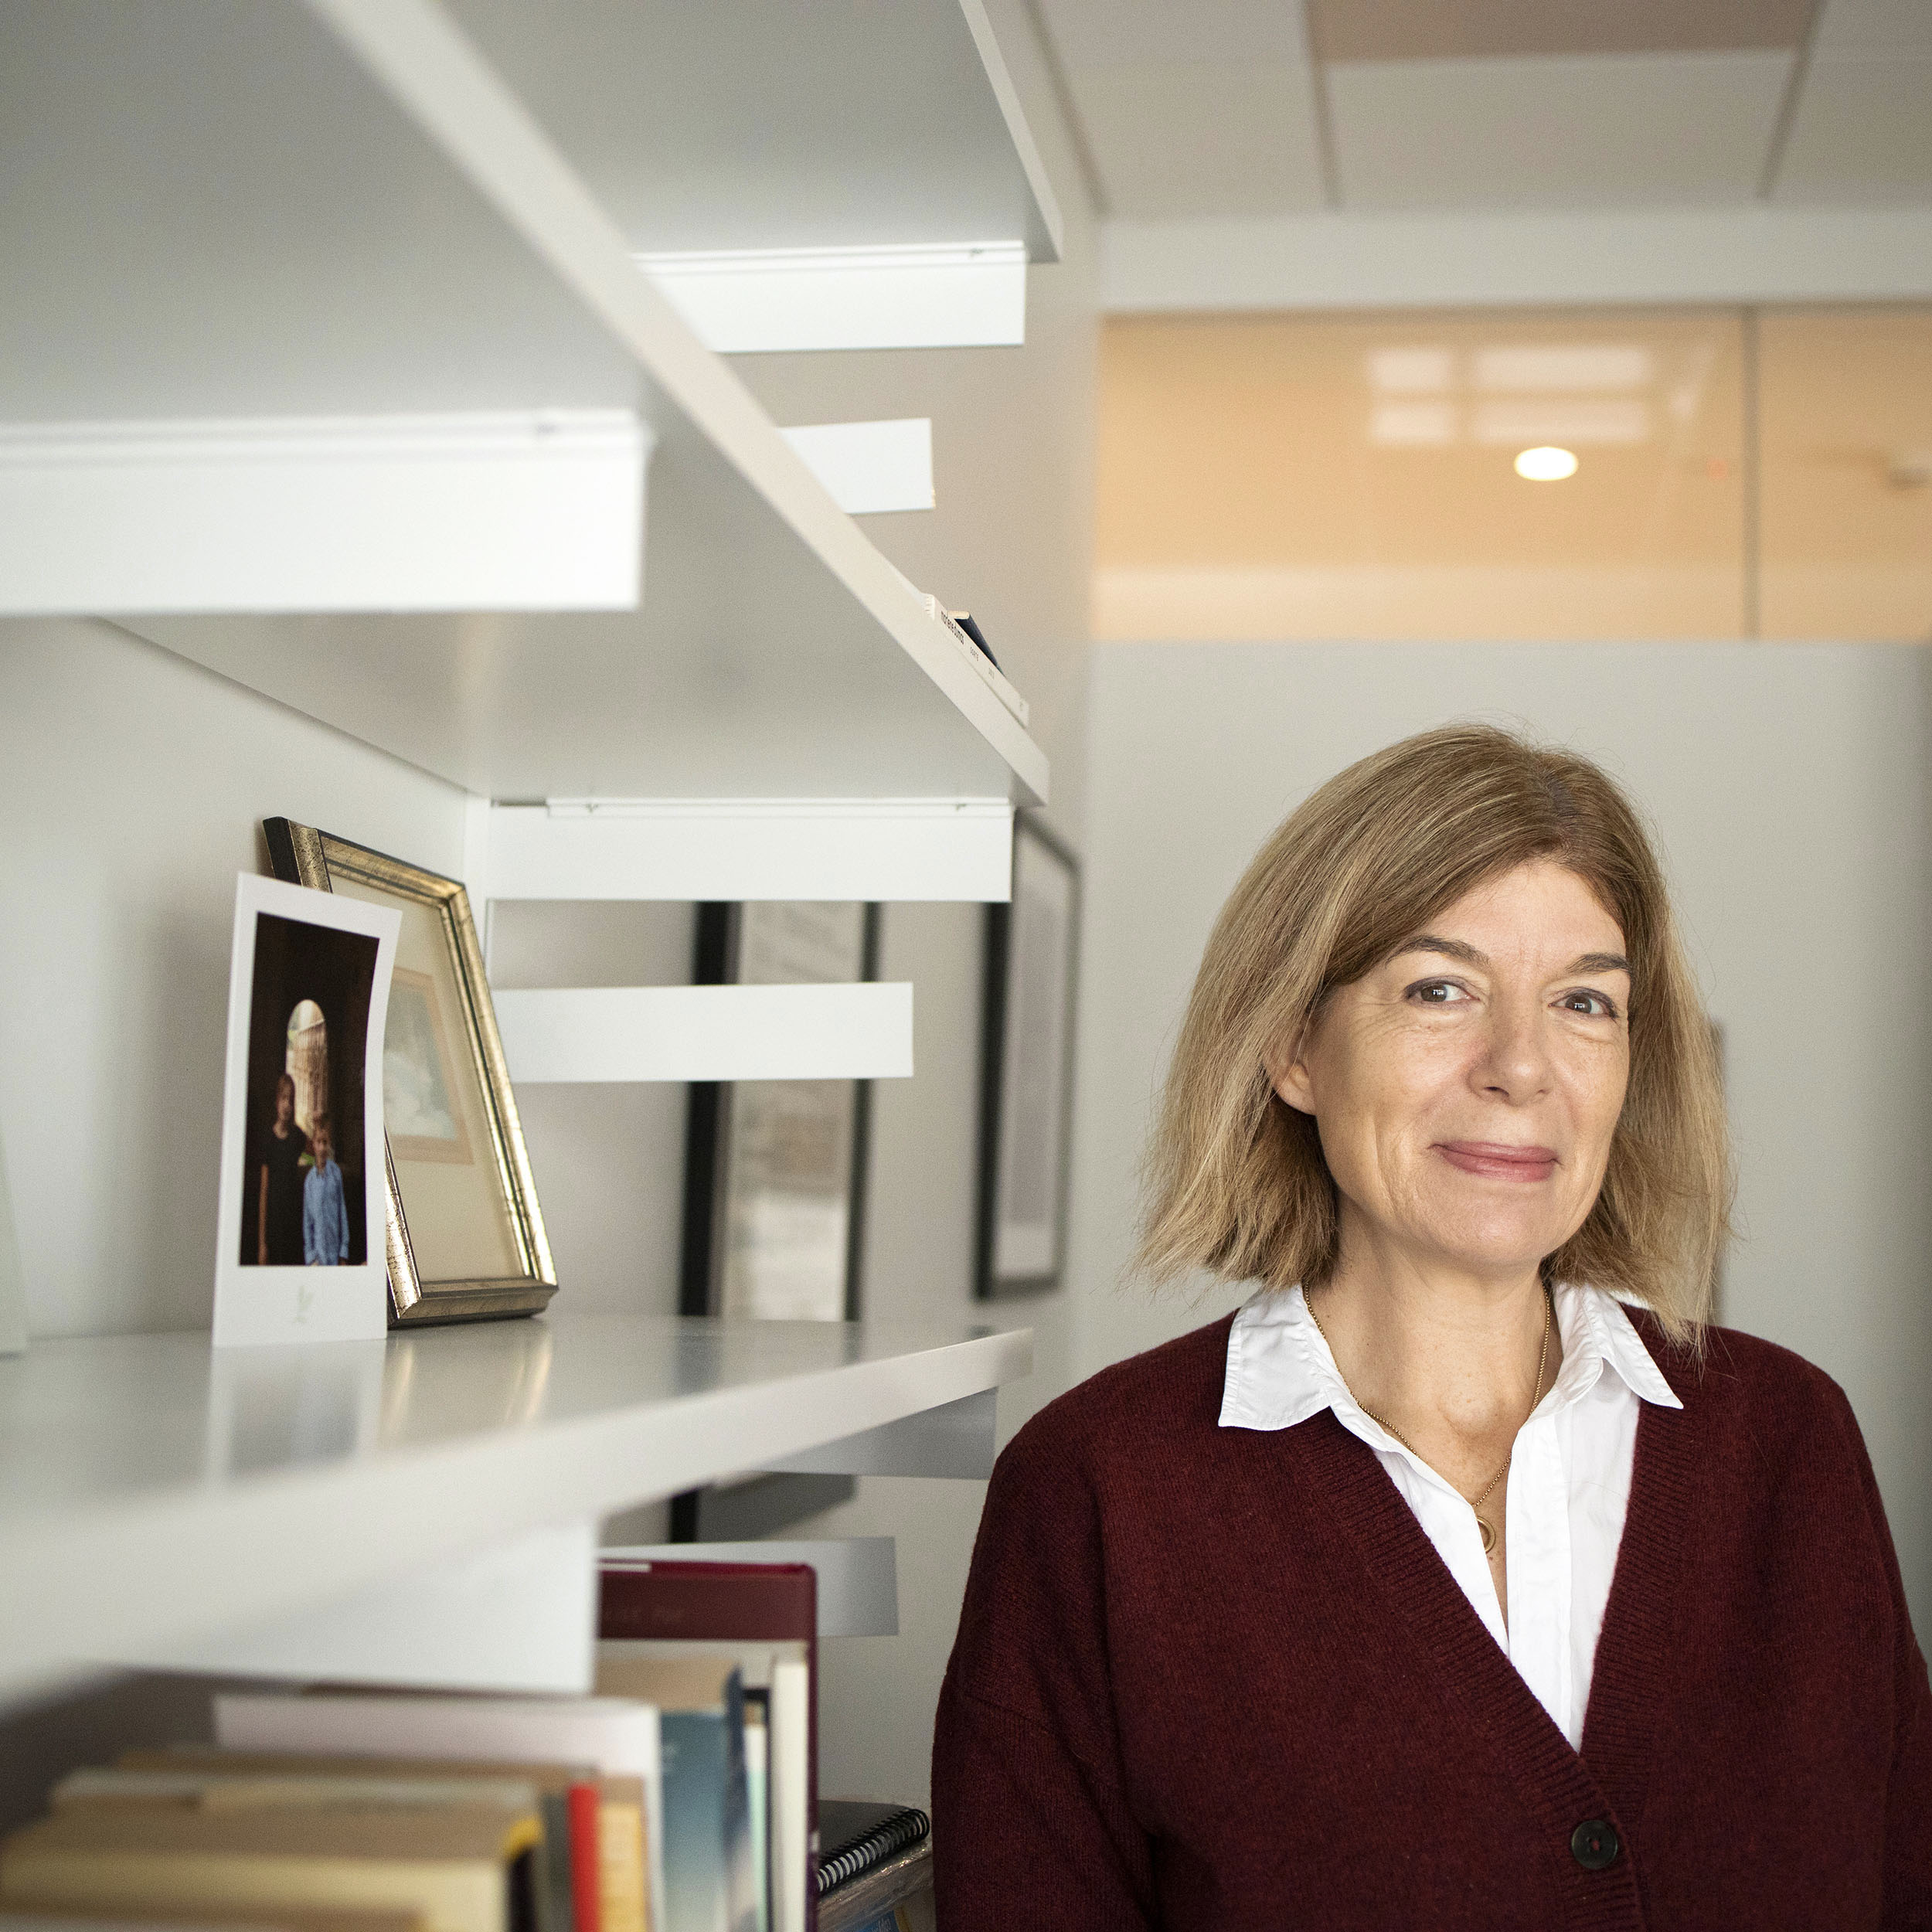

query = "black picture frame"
[[976, 817, 1081, 1301], [672, 900, 880, 1543]]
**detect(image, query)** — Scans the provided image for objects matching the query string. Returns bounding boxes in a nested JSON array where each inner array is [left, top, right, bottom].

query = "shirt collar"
[[1219, 1279, 1682, 1436]]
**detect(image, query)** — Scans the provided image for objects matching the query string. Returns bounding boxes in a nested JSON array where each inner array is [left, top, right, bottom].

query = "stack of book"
[[0, 1560, 931, 1932]]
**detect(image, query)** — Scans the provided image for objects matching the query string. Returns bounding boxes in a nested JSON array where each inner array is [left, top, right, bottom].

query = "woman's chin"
[[1400, 1219, 1564, 1282]]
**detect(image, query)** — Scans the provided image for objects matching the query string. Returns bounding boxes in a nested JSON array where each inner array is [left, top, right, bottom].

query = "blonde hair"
[[1138, 723, 1730, 1345]]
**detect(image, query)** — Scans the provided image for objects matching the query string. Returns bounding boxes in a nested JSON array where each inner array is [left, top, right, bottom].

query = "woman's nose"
[[1475, 997, 1552, 1100]]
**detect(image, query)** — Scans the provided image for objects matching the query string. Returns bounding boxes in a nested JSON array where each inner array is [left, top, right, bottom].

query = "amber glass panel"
[[1760, 307, 1932, 643], [1096, 309, 1746, 641]]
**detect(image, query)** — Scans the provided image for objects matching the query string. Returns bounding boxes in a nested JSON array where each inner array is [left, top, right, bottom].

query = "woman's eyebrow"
[[1570, 951, 1632, 975], [1395, 934, 1487, 967]]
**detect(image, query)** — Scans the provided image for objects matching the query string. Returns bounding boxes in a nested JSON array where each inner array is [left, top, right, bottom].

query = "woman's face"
[[275, 1083, 294, 1129], [1272, 858, 1631, 1286]]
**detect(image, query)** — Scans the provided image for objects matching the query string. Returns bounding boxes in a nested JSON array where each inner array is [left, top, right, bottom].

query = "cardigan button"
[[1570, 1819, 1621, 1871]]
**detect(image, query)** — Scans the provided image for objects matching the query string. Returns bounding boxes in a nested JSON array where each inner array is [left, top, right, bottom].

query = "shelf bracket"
[[760, 1388, 997, 1479]]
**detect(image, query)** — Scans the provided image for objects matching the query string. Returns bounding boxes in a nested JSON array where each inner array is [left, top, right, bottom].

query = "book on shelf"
[[880, 558, 1030, 730], [0, 1906, 427, 1932], [0, 1557, 925, 1932], [811, 1809, 926, 1900], [922, 598, 1029, 729], [0, 1798, 539, 1932], [103, 1748, 631, 1932], [208, 1702, 657, 1932], [597, 1560, 815, 1932]]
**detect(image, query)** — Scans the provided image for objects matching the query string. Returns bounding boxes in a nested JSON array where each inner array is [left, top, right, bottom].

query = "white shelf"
[[444, 0, 1062, 262], [0, 1312, 1032, 1706], [0, 0, 1049, 805], [493, 982, 916, 1084]]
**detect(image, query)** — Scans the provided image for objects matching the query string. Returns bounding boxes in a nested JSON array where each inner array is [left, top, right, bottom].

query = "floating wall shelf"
[[0, 0, 1052, 806], [0, 1314, 1032, 1706]]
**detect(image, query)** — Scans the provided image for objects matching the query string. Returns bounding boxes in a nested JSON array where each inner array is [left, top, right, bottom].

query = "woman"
[[934, 725, 1930, 1928]]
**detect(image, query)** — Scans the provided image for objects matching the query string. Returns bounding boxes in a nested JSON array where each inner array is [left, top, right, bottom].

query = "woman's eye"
[[1407, 979, 1470, 1005], [1559, 990, 1619, 1019]]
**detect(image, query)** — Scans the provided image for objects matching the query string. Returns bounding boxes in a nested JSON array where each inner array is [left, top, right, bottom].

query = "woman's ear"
[[1264, 1024, 1319, 1117]]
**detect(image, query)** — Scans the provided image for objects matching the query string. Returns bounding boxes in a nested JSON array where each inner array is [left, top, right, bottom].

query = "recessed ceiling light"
[[1515, 445, 1579, 481]]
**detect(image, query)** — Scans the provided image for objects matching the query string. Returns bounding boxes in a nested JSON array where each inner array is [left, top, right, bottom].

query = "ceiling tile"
[[1327, 51, 1792, 209], [1069, 62, 1329, 217], [1812, 0, 1932, 55], [1772, 55, 1932, 201], [1311, 0, 1812, 60], [1032, 0, 1305, 72]]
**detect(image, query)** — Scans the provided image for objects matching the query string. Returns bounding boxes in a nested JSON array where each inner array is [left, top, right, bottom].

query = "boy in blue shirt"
[[302, 1114, 351, 1266]]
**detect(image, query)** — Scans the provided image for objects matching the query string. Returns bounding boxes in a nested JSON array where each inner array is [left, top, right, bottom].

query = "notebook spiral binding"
[[814, 1808, 931, 1896]]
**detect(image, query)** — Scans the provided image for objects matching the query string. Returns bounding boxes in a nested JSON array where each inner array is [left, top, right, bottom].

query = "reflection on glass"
[[1096, 308, 1747, 642], [1760, 306, 1932, 642]]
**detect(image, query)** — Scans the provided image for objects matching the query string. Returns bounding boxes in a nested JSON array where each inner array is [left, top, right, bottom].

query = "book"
[[0, 1801, 539, 1932], [107, 1762, 618, 1932], [811, 1811, 927, 1900], [737, 1699, 767, 1932], [923, 599, 1029, 727], [581, 1657, 752, 1932], [207, 1705, 657, 1932], [77, 1757, 580, 1932], [0, 1907, 428, 1932], [597, 1564, 813, 1932]]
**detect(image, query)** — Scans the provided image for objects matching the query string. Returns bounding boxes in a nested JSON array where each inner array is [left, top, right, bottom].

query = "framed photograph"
[[673, 900, 878, 1543], [679, 900, 879, 1325], [213, 873, 400, 1347], [977, 817, 1080, 1300], [264, 819, 556, 1327]]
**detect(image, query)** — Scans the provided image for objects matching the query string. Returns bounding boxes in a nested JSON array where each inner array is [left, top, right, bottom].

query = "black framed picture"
[[977, 817, 1080, 1300], [673, 900, 879, 1541]]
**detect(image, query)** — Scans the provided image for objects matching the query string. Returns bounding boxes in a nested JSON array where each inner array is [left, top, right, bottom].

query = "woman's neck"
[[1306, 1222, 1556, 1464]]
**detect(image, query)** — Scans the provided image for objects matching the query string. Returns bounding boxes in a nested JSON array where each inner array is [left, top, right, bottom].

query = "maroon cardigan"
[[934, 1314, 1932, 1929]]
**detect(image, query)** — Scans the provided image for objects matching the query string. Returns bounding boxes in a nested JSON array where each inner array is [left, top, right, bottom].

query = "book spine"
[[567, 1784, 603, 1932]]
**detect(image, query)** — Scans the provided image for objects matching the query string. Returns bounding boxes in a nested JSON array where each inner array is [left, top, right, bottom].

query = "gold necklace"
[[1306, 1287, 1553, 1560]]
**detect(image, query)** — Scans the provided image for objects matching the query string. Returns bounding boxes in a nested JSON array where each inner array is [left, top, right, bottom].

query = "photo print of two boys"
[[236, 911, 377, 1268]]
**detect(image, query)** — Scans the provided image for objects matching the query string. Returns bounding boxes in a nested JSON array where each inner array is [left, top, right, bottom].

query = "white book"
[[767, 1662, 809, 1932], [595, 1642, 808, 1932], [214, 1693, 665, 1932]]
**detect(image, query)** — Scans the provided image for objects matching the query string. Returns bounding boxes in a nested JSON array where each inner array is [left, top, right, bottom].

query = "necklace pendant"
[[1478, 1516, 1498, 1556]]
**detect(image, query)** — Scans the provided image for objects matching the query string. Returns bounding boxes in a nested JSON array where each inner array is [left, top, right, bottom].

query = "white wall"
[[0, 617, 471, 1337], [0, 0, 1096, 1811], [1069, 641, 1932, 1629]]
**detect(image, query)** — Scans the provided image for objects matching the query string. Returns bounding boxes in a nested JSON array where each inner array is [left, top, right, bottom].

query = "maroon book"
[[599, 1559, 818, 1932]]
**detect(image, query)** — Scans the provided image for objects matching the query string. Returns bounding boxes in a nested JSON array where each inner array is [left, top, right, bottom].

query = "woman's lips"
[[1434, 1141, 1560, 1182]]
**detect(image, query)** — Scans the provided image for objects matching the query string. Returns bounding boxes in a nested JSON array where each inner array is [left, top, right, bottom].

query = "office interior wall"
[[0, 617, 471, 1338], [1069, 640, 1932, 1632], [0, 0, 1096, 1809]]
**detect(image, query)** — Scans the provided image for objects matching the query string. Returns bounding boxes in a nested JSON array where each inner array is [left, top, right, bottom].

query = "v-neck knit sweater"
[[933, 1312, 1932, 1929]]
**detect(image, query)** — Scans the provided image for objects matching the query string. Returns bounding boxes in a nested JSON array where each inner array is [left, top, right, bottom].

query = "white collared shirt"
[[1218, 1281, 1682, 1749]]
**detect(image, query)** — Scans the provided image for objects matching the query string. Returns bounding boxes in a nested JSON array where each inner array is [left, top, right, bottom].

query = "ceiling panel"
[[1032, 0, 1305, 70], [1095, 309, 1748, 641], [1066, 61, 1328, 217], [1760, 307, 1932, 641], [1328, 51, 1792, 208], [1310, 0, 1812, 61], [1812, 0, 1932, 54], [1773, 56, 1932, 202]]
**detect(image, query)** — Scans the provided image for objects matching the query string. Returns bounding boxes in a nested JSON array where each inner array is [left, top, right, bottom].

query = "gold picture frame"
[[264, 818, 556, 1326]]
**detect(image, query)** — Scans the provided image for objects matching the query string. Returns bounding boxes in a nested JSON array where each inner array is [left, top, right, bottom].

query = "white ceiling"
[[1033, 0, 1932, 218]]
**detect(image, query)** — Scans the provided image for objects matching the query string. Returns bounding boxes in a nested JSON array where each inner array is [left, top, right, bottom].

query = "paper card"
[[213, 874, 400, 1346]]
